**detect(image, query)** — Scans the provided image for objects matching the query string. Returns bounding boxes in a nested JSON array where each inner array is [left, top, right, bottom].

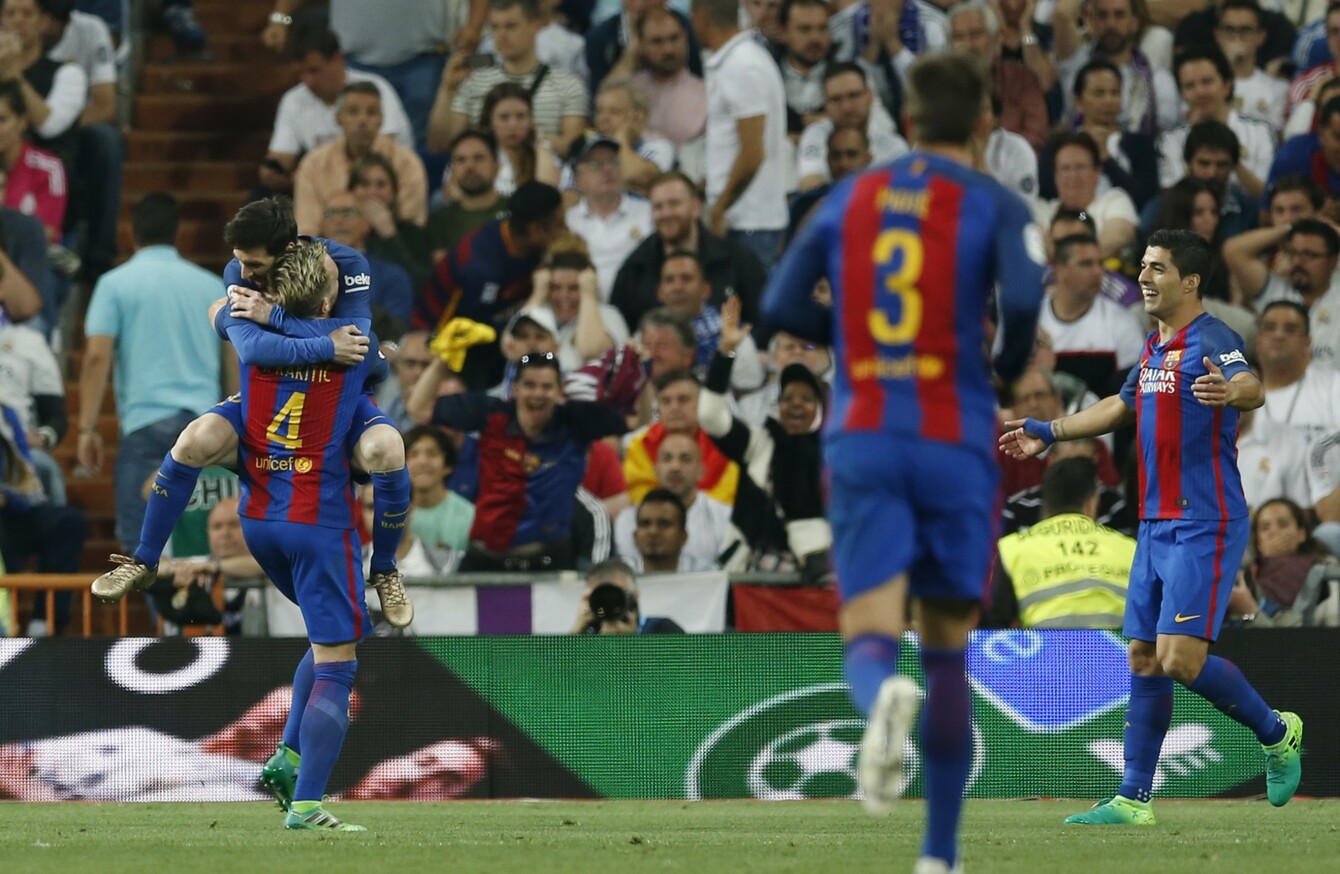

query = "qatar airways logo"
[[1139, 367, 1178, 395]]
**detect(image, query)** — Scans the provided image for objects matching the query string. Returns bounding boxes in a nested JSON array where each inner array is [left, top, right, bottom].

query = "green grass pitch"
[[3, 799, 1338, 873]]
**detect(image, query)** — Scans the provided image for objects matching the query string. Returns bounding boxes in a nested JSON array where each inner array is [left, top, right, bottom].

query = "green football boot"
[[284, 802, 367, 832], [1264, 711, 1304, 807], [1063, 795, 1156, 825], [260, 743, 300, 811]]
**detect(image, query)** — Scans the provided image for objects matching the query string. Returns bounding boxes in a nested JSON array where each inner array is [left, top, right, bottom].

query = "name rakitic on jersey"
[[260, 365, 332, 382]]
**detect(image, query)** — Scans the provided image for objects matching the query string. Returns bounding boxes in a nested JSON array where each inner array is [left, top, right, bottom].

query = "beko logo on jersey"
[[1138, 367, 1178, 394], [253, 455, 314, 473], [344, 273, 371, 291], [1219, 350, 1246, 366]]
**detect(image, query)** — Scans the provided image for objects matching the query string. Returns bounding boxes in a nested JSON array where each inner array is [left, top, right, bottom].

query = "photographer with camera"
[[569, 557, 685, 635]]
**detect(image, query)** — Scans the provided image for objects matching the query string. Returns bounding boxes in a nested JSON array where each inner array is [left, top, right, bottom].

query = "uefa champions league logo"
[[686, 683, 984, 801]]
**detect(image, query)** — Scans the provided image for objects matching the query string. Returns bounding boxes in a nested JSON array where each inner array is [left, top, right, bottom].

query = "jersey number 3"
[[266, 391, 306, 449], [868, 229, 924, 345]]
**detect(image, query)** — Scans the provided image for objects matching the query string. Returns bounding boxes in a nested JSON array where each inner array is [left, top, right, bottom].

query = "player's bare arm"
[[1192, 359, 1264, 410], [1000, 395, 1135, 459]]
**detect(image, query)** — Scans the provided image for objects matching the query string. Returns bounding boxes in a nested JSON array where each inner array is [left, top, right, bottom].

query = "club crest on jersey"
[[1163, 350, 1182, 370], [481, 282, 500, 304]]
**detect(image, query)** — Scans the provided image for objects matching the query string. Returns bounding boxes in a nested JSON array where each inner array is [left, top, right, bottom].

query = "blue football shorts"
[[1124, 517, 1248, 642]]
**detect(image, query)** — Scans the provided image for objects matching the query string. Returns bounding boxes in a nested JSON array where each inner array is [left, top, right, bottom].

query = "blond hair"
[[270, 241, 332, 317]]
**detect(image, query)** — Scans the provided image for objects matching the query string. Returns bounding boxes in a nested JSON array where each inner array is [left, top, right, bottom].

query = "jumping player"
[[1001, 229, 1303, 824], [761, 52, 1046, 874]]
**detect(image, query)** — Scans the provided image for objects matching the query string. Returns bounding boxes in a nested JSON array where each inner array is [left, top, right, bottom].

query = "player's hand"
[[1192, 357, 1232, 407], [77, 430, 103, 475], [999, 419, 1049, 459], [718, 294, 752, 354], [229, 286, 275, 325], [330, 325, 370, 365]]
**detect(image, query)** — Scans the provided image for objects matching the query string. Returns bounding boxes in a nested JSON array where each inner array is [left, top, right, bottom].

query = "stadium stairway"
[[39, 2, 295, 634]]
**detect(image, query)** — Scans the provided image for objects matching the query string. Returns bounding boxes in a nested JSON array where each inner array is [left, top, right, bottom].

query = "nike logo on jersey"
[[363, 417, 385, 425], [1174, 613, 1202, 623]]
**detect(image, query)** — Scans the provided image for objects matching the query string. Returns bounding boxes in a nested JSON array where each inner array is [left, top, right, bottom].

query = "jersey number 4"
[[869, 229, 924, 345], [266, 391, 306, 449]]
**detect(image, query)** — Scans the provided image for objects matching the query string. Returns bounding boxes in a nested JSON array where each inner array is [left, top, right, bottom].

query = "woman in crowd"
[[481, 83, 560, 195], [1237, 498, 1338, 626], [403, 425, 475, 574], [697, 299, 830, 581], [349, 154, 432, 290]]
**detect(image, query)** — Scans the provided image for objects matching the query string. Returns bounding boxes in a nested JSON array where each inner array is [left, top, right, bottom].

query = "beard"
[[457, 174, 494, 198]]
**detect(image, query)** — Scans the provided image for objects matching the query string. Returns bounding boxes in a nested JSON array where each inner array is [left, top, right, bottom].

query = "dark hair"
[[450, 127, 500, 161], [131, 193, 180, 247], [1318, 95, 1340, 129], [1287, 217, 1340, 257], [1053, 232, 1100, 265], [1049, 131, 1101, 168], [508, 181, 562, 234], [489, 0, 541, 19], [1146, 229, 1213, 290], [1050, 208, 1097, 234], [823, 61, 867, 88], [348, 153, 401, 204], [1072, 58, 1121, 99], [662, 249, 704, 276], [653, 367, 698, 394], [1183, 119, 1240, 163], [0, 80, 26, 118], [36, 0, 74, 23], [586, 557, 636, 585], [692, 0, 740, 29], [1152, 177, 1221, 240], [224, 197, 298, 254], [402, 424, 459, 470], [1259, 300, 1311, 337], [549, 250, 593, 272], [1173, 45, 1235, 98], [1217, 0, 1263, 28], [906, 52, 986, 145], [339, 81, 382, 103], [482, 82, 537, 185], [828, 124, 869, 153], [780, 0, 828, 27], [639, 487, 688, 529], [291, 27, 342, 60], [1267, 174, 1325, 211], [639, 307, 696, 350], [516, 349, 561, 378], [1251, 497, 1329, 558], [1041, 457, 1099, 517]]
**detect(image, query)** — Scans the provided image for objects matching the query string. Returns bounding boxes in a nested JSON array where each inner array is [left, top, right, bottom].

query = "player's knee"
[[357, 424, 405, 472], [1158, 651, 1205, 685], [171, 417, 232, 467], [1128, 641, 1161, 676]]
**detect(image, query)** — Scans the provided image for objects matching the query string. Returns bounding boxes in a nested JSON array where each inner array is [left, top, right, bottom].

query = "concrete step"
[[146, 33, 277, 64], [191, 2, 274, 36], [119, 188, 251, 222], [134, 94, 276, 132], [116, 217, 227, 255], [123, 160, 257, 190], [140, 62, 296, 98], [126, 130, 271, 162]]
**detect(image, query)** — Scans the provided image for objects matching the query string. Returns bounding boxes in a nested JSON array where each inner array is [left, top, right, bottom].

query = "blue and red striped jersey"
[[235, 318, 370, 530], [1119, 313, 1252, 521], [761, 152, 1045, 458], [224, 235, 371, 317]]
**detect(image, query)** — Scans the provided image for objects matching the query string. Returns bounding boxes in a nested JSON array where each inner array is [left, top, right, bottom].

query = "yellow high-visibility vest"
[[997, 513, 1136, 629]]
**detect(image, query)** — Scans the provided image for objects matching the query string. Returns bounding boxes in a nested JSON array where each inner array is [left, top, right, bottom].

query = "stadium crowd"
[[4, 0, 1340, 636]]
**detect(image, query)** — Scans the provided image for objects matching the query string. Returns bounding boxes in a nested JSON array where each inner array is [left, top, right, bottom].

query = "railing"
[[4, 574, 131, 637]]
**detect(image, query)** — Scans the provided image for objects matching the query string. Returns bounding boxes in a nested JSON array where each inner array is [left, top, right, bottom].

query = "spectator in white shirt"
[[615, 431, 729, 569], [565, 134, 655, 300], [627, 486, 718, 572], [776, 0, 833, 130], [1033, 131, 1138, 259], [526, 247, 630, 370], [1254, 299, 1340, 445], [261, 27, 412, 197], [981, 90, 1039, 203], [480, 0, 588, 80], [0, 0, 85, 166], [1214, 0, 1287, 133], [593, 78, 676, 193], [796, 61, 908, 191], [694, 0, 789, 270], [1039, 232, 1147, 395], [1236, 406, 1313, 511]]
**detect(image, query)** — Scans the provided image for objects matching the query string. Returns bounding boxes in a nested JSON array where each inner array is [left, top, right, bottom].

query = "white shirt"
[[1235, 69, 1288, 132], [1261, 364, 1340, 445], [1157, 110, 1277, 188], [795, 102, 909, 183], [614, 490, 732, 570], [48, 11, 116, 87], [268, 68, 413, 154], [35, 63, 87, 139], [704, 30, 790, 231], [1038, 295, 1147, 370], [1033, 187, 1139, 239], [986, 127, 1039, 203], [1257, 274, 1340, 367], [565, 194, 655, 301], [0, 323, 63, 432], [781, 58, 827, 117], [1238, 417, 1313, 510], [481, 22, 589, 81]]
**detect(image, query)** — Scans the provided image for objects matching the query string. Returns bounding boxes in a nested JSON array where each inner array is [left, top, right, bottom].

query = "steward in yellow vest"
[[984, 457, 1136, 629]]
